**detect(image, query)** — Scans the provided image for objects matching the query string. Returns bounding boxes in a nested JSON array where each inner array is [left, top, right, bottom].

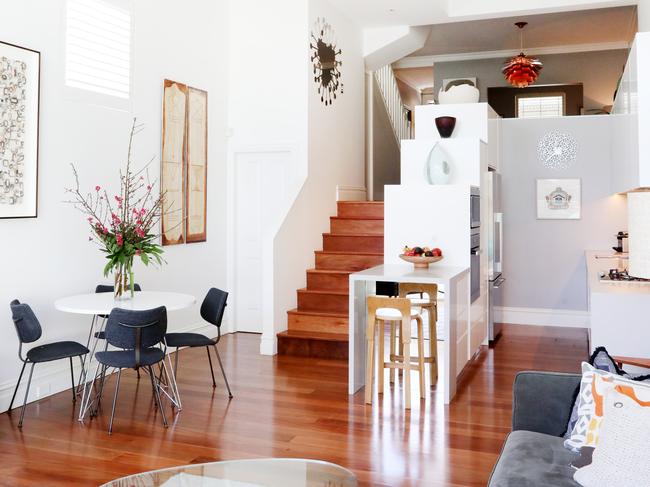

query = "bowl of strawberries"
[[399, 246, 443, 269]]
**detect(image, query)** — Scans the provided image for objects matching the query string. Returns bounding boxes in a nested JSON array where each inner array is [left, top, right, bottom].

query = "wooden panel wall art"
[[160, 79, 208, 245], [0, 41, 40, 219], [186, 87, 207, 242], [161, 79, 187, 245]]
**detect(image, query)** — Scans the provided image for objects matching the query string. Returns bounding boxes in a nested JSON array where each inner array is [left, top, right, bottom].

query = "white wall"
[[272, 0, 366, 343], [0, 0, 228, 411], [500, 116, 627, 316], [226, 0, 309, 353]]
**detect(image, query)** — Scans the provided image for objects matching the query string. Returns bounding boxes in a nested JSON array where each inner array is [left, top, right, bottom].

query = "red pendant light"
[[502, 22, 543, 88]]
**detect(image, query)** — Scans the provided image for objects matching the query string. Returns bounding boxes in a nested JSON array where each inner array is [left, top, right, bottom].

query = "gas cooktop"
[[599, 269, 650, 284]]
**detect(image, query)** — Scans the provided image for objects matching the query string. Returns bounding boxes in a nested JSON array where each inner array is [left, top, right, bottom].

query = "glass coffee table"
[[101, 458, 358, 487]]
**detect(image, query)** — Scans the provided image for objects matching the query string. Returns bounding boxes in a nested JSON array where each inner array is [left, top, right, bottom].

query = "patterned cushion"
[[563, 347, 624, 441], [565, 363, 650, 451], [574, 390, 650, 487]]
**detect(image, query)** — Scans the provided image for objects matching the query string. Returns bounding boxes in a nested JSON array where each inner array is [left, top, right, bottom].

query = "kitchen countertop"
[[349, 263, 469, 284], [586, 250, 650, 295]]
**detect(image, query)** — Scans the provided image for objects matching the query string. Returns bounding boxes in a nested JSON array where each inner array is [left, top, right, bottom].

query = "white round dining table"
[[54, 291, 196, 315], [55, 290, 195, 421]]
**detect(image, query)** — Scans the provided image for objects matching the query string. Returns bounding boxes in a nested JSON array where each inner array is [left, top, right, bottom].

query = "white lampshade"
[[628, 191, 650, 278]]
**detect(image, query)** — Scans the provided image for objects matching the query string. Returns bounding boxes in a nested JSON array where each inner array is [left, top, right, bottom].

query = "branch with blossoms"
[[65, 119, 167, 294]]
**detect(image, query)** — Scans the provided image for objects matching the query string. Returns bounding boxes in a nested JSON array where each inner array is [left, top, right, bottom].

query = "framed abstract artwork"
[[0, 41, 40, 219], [160, 79, 208, 245], [536, 178, 581, 220]]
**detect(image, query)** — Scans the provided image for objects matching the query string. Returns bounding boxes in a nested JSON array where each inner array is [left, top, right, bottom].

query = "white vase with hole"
[[424, 143, 452, 185]]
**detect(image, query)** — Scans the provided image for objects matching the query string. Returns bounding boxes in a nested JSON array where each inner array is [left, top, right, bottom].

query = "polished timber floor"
[[0, 324, 588, 487]]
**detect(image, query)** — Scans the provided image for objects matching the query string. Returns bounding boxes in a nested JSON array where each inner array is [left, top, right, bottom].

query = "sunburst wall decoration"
[[537, 131, 578, 170], [310, 17, 343, 106]]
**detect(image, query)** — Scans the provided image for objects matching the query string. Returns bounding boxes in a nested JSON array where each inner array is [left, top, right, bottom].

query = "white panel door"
[[234, 160, 263, 333]]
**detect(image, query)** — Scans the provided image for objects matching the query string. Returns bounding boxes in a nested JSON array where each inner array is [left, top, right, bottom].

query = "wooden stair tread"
[[330, 216, 384, 221], [323, 232, 384, 237], [338, 201, 384, 204], [306, 269, 351, 275], [297, 287, 347, 296], [287, 308, 347, 318], [314, 250, 383, 256], [277, 330, 348, 342]]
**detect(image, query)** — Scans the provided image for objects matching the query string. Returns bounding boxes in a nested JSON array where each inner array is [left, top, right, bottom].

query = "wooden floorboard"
[[0, 324, 588, 486]]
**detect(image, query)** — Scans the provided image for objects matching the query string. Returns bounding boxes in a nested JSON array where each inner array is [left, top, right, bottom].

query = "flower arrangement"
[[66, 119, 165, 299]]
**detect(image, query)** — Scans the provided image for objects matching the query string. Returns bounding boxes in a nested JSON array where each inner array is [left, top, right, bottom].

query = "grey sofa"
[[488, 371, 582, 487]]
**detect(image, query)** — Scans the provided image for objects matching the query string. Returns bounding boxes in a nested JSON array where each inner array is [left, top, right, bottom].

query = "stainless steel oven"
[[470, 229, 480, 302], [470, 186, 480, 229]]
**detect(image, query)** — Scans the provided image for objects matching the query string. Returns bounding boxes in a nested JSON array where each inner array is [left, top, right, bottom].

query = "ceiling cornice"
[[393, 40, 631, 68]]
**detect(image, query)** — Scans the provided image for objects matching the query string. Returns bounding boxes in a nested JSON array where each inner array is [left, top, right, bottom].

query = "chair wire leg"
[[79, 359, 101, 422], [206, 346, 217, 388], [174, 348, 180, 377], [108, 368, 121, 434], [213, 345, 233, 399], [165, 352, 182, 410], [69, 357, 76, 403], [9, 361, 27, 411], [136, 369, 141, 380], [93, 365, 108, 417], [148, 365, 168, 428], [77, 315, 96, 393], [18, 363, 35, 428]]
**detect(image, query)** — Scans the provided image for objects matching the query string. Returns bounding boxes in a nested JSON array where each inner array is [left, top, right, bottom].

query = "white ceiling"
[[394, 67, 434, 91], [412, 6, 637, 56], [326, 0, 637, 28]]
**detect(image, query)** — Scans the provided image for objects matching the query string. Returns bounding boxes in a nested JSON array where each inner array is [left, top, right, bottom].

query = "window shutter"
[[65, 0, 131, 99]]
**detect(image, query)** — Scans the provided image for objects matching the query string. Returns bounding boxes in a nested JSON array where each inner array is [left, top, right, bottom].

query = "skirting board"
[[0, 322, 218, 414], [495, 306, 590, 328]]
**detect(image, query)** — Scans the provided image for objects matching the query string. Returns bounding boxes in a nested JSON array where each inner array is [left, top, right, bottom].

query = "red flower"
[[87, 217, 93, 223], [95, 186, 101, 191], [147, 185, 152, 191], [135, 250, 142, 256], [103, 226, 108, 235], [135, 227, 145, 238], [116, 234, 123, 247]]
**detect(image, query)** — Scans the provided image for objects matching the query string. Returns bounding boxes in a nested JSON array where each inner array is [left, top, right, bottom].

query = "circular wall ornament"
[[537, 131, 577, 170], [310, 17, 343, 106]]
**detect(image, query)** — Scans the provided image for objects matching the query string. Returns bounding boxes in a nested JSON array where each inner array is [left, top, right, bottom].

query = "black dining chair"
[[93, 306, 168, 434], [77, 284, 144, 393], [9, 300, 89, 427], [165, 288, 233, 398]]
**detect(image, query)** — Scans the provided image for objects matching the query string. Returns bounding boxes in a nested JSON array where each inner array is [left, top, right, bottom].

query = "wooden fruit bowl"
[[399, 254, 443, 269]]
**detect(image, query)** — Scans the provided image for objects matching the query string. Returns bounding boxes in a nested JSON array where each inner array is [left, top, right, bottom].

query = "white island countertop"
[[586, 250, 650, 296], [349, 263, 470, 284]]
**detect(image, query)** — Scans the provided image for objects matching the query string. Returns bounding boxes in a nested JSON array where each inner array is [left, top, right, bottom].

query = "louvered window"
[[516, 94, 565, 118], [65, 0, 131, 99]]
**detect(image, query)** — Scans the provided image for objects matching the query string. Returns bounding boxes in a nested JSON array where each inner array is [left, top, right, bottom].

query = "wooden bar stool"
[[397, 283, 439, 388], [365, 296, 425, 409]]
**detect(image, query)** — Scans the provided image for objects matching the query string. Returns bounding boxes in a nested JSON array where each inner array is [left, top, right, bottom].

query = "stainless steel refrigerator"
[[487, 171, 504, 342]]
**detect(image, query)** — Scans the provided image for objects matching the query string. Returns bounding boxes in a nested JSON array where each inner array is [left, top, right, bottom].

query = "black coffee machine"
[[612, 231, 629, 253]]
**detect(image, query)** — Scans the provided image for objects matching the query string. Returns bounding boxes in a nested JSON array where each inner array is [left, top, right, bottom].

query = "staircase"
[[277, 201, 384, 359]]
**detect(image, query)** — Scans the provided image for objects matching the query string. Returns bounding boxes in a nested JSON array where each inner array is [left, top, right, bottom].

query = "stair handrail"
[[374, 64, 411, 146]]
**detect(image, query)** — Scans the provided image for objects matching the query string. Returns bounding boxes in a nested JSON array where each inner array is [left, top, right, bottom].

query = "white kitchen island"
[[348, 263, 470, 404], [587, 250, 650, 358]]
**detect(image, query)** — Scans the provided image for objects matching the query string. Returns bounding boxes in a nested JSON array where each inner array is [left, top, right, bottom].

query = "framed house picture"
[[537, 178, 581, 220], [0, 41, 40, 219]]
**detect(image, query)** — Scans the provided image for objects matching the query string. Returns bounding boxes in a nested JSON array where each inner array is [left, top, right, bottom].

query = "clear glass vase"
[[114, 259, 135, 300]]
